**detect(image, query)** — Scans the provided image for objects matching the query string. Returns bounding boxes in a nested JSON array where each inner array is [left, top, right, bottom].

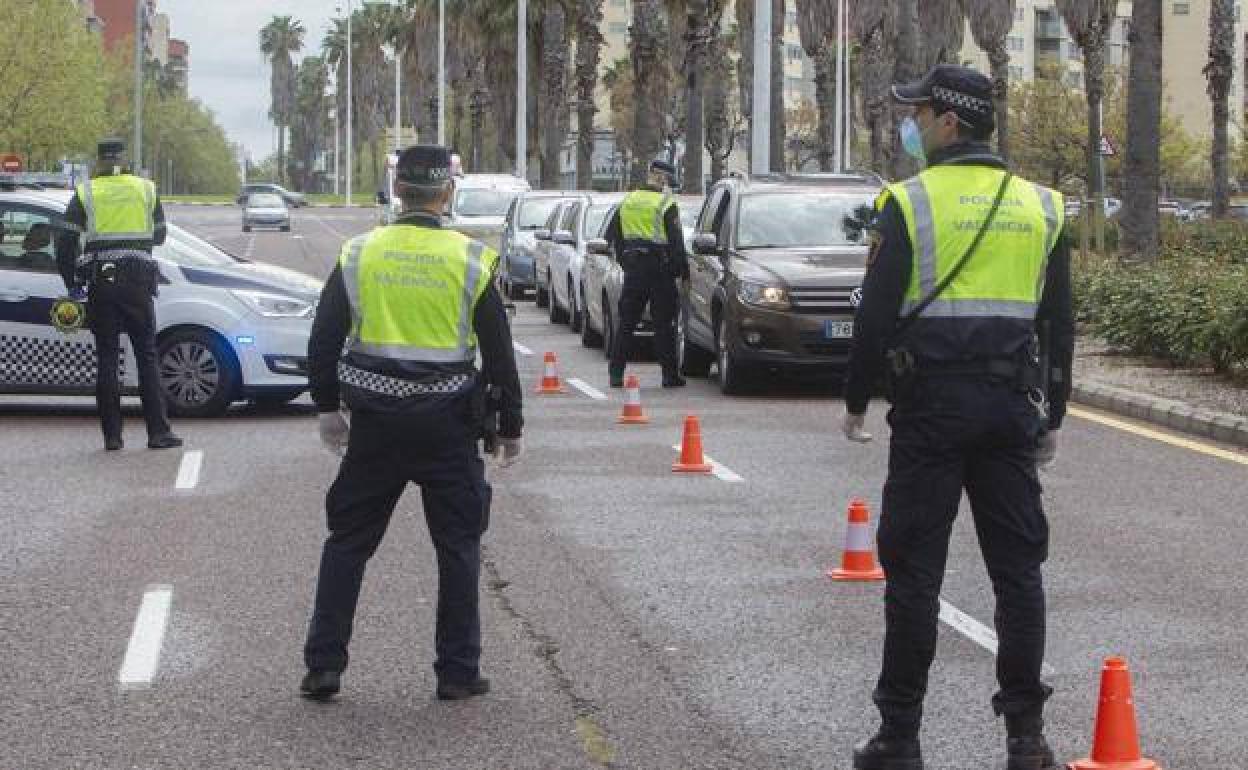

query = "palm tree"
[[574, 0, 605, 189], [891, 0, 923, 178], [703, 2, 740, 181], [1120, 0, 1162, 261], [966, 0, 1015, 163], [290, 56, 330, 192], [920, 0, 966, 68], [259, 15, 306, 186], [1056, 0, 1115, 251], [853, 2, 893, 175], [735, 0, 754, 166], [681, 0, 714, 191], [795, 0, 835, 171], [1206, 0, 1235, 218], [631, 0, 669, 184]]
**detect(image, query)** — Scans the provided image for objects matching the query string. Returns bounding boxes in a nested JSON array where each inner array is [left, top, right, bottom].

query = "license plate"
[[824, 320, 854, 340]]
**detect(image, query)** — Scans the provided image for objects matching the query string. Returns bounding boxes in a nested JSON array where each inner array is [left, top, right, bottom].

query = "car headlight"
[[737, 280, 790, 310], [231, 289, 314, 318]]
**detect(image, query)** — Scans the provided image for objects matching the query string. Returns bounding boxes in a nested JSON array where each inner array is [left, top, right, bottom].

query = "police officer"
[[604, 159, 689, 388], [841, 66, 1073, 770], [300, 145, 523, 701], [56, 138, 182, 451]]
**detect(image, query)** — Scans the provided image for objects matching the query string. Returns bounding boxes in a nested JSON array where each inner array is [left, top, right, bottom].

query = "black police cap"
[[649, 159, 677, 177], [396, 144, 453, 186], [98, 137, 127, 159], [892, 64, 996, 132]]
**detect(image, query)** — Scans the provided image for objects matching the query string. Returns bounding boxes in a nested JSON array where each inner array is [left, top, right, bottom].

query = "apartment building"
[[959, 0, 1244, 140]]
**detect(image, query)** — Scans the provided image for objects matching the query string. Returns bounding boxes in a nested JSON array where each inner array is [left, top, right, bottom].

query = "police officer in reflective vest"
[[300, 145, 523, 701], [55, 138, 182, 451], [604, 159, 689, 388], [842, 66, 1073, 770]]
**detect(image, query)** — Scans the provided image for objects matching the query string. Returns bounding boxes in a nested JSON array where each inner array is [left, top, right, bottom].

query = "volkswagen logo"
[[849, 288, 864, 308]]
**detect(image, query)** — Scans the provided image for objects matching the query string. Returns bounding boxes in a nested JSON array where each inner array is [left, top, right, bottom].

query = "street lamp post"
[[134, 0, 144, 174], [438, 0, 446, 145], [517, 0, 527, 181], [751, 0, 771, 175]]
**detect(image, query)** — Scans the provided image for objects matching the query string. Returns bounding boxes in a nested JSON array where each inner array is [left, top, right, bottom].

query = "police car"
[[0, 189, 320, 417]]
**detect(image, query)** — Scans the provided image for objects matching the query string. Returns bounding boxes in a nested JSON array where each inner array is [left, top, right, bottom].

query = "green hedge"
[[1075, 222, 1248, 375]]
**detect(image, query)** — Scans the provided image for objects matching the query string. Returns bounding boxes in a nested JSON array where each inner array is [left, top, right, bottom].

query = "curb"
[[1072, 381, 1248, 449]]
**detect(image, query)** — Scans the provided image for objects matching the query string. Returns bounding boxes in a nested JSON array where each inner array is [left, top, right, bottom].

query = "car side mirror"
[[692, 233, 719, 255], [553, 230, 576, 245], [534, 228, 551, 241], [587, 238, 611, 256]]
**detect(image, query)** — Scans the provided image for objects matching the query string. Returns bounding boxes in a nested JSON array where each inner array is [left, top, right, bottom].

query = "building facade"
[[93, 0, 158, 57]]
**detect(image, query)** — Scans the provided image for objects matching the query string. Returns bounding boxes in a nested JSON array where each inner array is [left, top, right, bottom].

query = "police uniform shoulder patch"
[[50, 298, 87, 334]]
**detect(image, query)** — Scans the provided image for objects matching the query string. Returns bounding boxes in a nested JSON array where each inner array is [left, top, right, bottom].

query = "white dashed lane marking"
[[939, 598, 1057, 677], [512, 341, 533, 356], [567, 378, 608, 401], [118, 585, 173, 690], [174, 450, 203, 490], [669, 445, 745, 483]]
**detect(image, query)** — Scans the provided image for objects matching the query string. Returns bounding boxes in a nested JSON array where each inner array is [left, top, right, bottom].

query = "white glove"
[[842, 410, 874, 443], [318, 411, 349, 456], [492, 437, 523, 467], [1035, 431, 1059, 470]]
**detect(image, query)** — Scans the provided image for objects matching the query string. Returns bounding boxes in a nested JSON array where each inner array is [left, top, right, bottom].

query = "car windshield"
[[455, 189, 520, 218], [585, 204, 614, 238], [248, 193, 284, 208], [517, 197, 565, 229], [159, 226, 242, 267], [736, 192, 876, 249]]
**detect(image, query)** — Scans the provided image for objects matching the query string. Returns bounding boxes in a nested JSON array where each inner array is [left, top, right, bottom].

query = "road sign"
[[1099, 136, 1117, 157], [0, 153, 23, 172]]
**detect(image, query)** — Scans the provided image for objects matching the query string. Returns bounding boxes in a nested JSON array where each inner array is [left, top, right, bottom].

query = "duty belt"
[[338, 362, 471, 398], [919, 357, 1041, 387]]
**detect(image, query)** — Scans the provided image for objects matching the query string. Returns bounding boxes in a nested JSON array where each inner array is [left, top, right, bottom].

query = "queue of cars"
[[502, 172, 883, 394]]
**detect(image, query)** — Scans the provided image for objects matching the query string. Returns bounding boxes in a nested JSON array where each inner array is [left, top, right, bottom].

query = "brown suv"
[[678, 173, 882, 394]]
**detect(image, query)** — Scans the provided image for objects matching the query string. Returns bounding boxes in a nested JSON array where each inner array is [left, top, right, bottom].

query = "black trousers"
[[304, 405, 491, 684], [873, 377, 1052, 731], [88, 278, 171, 441], [610, 266, 679, 377]]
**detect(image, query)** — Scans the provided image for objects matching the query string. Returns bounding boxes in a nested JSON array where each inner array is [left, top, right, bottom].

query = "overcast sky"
[[161, 1, 341, 161]]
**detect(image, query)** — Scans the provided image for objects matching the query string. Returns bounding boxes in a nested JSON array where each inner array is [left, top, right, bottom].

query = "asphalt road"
[[3, 203, 1247, 769]]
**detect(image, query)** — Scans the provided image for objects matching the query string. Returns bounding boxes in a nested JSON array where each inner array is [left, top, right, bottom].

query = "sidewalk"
[[1072, 337, 1248, 448]]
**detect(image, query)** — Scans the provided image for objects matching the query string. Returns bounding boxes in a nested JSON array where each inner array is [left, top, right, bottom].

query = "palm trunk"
[[891, 0, 921, 179], [769, 0, 786, 172], [988, 48, 1011, 163], [631, 0, 667, 185], [682, 0, 710, 193], [1209, 0, 1234, 218], [1084, 45, 1106, 252], [277, 125, 286, 185], [1121, 0, 1162, 262], [575, 1, 604, 190], [541, 2, 569, 189], [813, 48, 835, 171]]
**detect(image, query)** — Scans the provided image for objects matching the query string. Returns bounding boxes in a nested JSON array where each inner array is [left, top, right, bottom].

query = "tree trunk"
[[631, 0, 667, 185], [1208, 0, 1234, 218], [683, 0, 710, 193], [1083, 42, 1106, 251], [813, 48, 834, 171], [769, 0, 786, 172], [277, 125, 286, 185], [576, 0, 605, 190], [890, 0, 921, 179], [1121, 0, 1162, 262], [988, 48, 1011, 163], [540, 2, 569, 189]]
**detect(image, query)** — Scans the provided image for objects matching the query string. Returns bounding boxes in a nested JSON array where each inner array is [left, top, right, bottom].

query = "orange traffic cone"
[[672, 415, 713, 473], [534, 352, 566, 394], [1068, 657, 1161, 770], [826, 499, 886, 581], [617, 374, 650, 424]]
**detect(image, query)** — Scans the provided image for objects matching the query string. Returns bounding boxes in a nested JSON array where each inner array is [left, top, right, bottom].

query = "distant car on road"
[[242, 193, 291, 233], [446, 174, 531, 250], [499, 191, 579, 300], [679, 173, 882, 394], [236, 182, 307, 208], [0, 189, 321, 416]]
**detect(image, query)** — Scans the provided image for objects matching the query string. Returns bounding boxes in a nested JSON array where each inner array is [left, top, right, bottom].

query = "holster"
[[474, 384, 500, 454], [883, 346, 918, 405]]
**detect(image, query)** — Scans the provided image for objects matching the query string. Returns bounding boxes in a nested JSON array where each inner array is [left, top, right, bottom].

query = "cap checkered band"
[[339, 361, 470, 398], [931, 85, 992, 115]]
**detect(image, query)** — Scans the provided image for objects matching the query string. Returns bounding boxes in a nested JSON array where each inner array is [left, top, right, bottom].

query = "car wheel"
[[568, 278, 584, 332], [548, 272, 569, 324], [280, 224, 291, 232], [603, 298, 616, 361], [716, 314, 750, 396], [580, 285, 603, 348], [242, 225, 252, 233], [158, 329, 240, 417], [678, 304, 714, 377], [535, 280, 549, 308]]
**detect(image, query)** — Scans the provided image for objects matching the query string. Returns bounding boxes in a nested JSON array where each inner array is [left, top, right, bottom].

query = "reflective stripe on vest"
[[79, 175, 156, 243], [339, 225, 499, 363], [619, 190, 675, 244], [887, 166, 1062, 321]]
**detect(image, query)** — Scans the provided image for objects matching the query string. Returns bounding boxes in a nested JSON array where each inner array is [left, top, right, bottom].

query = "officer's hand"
[[69, 287, 87, 302], [492, 437, 523, 467], [1035, 430, 1059, 470], [318, 411, 350, 456], [842, 410, 873, 443]]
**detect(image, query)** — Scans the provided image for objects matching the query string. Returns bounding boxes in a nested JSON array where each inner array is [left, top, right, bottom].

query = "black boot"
[[609, 369, 624, 388], [147, 433, 183, 450], [104, 436, 124, 451], [853, 725, 923, 770], [1006, 713, 1058, 770], [300, 669, 341, 700], [662, 373, 687, 387], [436, 676, 491, 701]]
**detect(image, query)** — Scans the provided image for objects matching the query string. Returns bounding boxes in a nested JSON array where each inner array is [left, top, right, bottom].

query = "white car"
[[0, 190, 320, 417], [446, 174, 531, 250], [546, 192, 625, 335]]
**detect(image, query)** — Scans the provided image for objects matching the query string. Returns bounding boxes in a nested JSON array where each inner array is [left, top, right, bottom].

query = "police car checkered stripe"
[[0, 334, 124, 387], [338, 362, 469, 398]]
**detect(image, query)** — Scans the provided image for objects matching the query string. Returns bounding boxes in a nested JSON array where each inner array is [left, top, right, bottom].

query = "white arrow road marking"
[[669, 445, 745, 483], [939, 598, 1057, 677], [118, 585, 173, 690], [567, 378, 607, 401], [174, 450, 203, 490], [512, 341, 533, 356]]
